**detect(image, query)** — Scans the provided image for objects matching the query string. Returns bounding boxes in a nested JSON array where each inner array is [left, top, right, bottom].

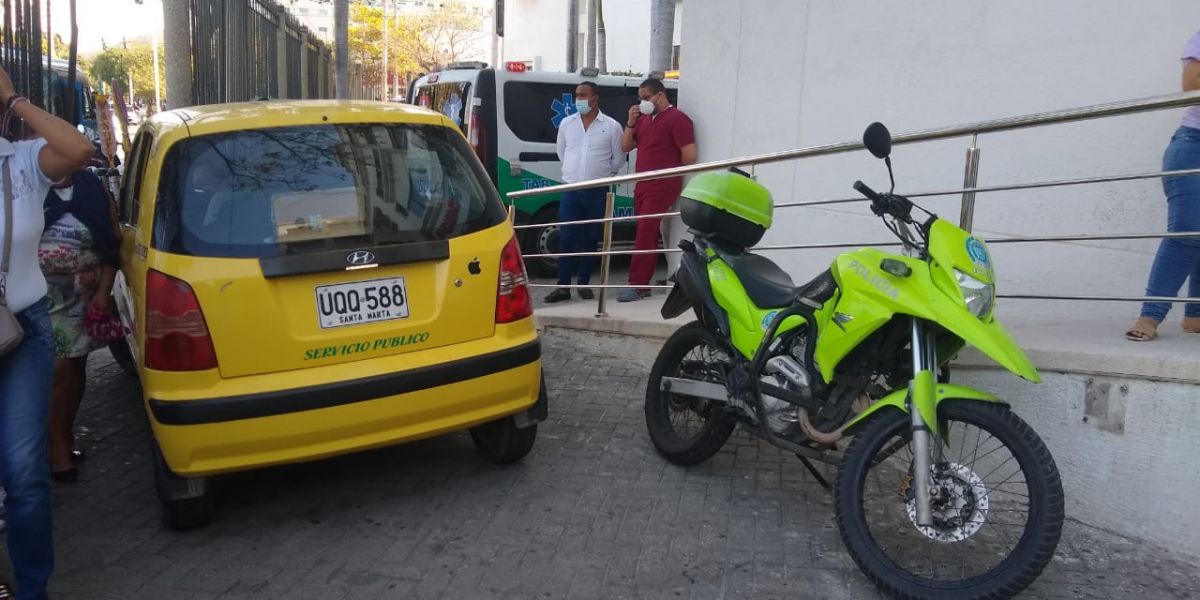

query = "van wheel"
[[470, 416, 537, 464], [522, 205, 560, 277], [151, 439, 215, 530]]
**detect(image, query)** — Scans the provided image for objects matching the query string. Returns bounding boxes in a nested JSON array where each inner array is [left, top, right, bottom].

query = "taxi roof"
[[149, 100, 454, 138]]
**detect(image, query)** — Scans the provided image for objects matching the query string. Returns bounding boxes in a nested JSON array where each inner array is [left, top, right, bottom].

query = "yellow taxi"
[[112, 101, 546, 529]]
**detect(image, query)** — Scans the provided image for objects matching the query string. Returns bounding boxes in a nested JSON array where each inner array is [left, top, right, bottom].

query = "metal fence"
[[189, 0, 337, 105], [247, 0, 280, 100], [189, 0, 225, 105], [508, 90, 1200, 317], [284, 22, 302, 100], [1, 0, 48, 117], [306, 40, 320, 100]]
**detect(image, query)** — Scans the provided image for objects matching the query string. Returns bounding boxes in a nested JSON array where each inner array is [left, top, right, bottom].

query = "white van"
[[409, 63, 679, 274]]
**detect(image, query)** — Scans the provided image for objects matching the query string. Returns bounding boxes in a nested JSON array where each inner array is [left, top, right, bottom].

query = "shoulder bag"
[[0, 159, 26, 356]]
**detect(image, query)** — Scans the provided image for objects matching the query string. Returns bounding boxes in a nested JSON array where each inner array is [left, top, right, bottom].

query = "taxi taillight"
[[496, 237, 533, 323], [145, 270, 218, 371]]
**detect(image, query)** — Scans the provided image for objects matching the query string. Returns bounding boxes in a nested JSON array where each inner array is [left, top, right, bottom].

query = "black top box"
[[680, 197, 767, 249]]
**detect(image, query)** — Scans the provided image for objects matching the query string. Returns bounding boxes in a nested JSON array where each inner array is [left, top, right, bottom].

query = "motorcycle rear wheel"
[[834, 400, 1064, 600], [644, 322, 737, 467]]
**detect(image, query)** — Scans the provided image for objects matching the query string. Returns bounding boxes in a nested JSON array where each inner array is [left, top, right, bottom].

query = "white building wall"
[[503, 0, 682, 73], [680, 1, 1200, 323], [501, 0, 567, 70]]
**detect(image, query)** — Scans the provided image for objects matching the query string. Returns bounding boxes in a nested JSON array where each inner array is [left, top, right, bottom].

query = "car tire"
[[161, 493, 216, 532], [151, 439, 215, 531], [108, 338, 138, 377], [469, 416, 537, 464]]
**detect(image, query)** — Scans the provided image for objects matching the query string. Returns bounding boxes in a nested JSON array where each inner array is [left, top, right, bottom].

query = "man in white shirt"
[[545, 82, 625, 303]]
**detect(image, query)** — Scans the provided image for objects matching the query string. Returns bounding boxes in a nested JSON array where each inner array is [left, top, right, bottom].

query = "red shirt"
[[632, 106, 695, 194]]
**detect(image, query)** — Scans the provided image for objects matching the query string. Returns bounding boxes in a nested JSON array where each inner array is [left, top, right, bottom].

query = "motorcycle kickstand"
[[795, 454, 832, 491]]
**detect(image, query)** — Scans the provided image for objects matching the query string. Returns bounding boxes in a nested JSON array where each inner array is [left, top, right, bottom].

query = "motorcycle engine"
[[759, 334, 813, 437], [760, 376, 804, 436]]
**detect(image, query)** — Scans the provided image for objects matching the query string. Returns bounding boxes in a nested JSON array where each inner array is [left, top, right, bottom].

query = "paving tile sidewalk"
[[0, 339, 1195, 599]]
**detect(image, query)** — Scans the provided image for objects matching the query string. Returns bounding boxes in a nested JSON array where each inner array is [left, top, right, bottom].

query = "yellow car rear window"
[[151, 123, 505, 259]]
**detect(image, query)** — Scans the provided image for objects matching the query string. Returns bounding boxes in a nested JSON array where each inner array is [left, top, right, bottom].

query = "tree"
[[349, 4, 419, 94], [400, 2, 487, 72], [88, 43, 165, 102], [348, 1, 485, 85], [566, 0, 578, 72], [348, 4, 384, 92], [335, 0, 349, 98], [41, 33, 70, 60], [597, 0, 607, 73], [164, 0, 192, 108], [585, 0, 596, 69], [649, 0, 674, 72]]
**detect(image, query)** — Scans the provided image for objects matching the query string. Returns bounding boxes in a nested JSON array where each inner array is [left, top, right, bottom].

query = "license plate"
[[315, 277, 409, 329]]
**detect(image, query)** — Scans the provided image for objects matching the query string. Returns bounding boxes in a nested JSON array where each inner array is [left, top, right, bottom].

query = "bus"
[[47, 57, 97, 135], [0, 51, 96, 135]]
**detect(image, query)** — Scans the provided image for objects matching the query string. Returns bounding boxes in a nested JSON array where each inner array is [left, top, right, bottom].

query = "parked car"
[[410, 64, 679, 274], [113, 100, 547, 529]]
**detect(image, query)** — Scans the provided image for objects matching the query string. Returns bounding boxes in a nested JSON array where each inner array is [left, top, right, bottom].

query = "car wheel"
[[151, 439, 214, 530], [108, 338, 138, 377], [161, 493, 215, 532], [469, 416, 537, 464]]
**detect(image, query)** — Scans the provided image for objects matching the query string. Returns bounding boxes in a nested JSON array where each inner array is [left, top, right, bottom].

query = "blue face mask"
[[575, 99, 592, 115]]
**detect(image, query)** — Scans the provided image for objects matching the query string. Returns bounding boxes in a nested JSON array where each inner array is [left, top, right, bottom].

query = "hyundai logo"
[[346, 250, 376, 266]]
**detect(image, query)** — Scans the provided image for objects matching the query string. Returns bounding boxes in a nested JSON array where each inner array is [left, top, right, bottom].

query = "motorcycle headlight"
[[955, 269, 995, 319]]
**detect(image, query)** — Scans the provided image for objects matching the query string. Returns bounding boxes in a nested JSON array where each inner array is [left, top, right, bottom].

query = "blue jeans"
[[1141, 127, 1200, 321], [0, 298, 55, 600], [556, 187, 607, 286]]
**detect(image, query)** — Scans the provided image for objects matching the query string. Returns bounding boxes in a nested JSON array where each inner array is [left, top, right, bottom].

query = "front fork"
[[909, 317, 940, 527]]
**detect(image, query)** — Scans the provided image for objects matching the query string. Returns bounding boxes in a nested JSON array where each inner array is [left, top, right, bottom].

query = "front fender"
[[933, 303, 1041, 384], [819, 252, 1038, 384], [843, 383, 1003, 435]]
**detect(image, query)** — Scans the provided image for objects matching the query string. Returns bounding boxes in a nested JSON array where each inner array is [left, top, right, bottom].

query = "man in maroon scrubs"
[[618, 78, 697, 302]]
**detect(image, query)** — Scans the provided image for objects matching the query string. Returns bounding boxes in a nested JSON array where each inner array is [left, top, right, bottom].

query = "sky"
[[45, 0, 163, 55]]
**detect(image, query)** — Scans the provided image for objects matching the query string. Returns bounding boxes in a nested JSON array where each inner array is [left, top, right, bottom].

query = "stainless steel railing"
[[507, 90, 1200, 316]]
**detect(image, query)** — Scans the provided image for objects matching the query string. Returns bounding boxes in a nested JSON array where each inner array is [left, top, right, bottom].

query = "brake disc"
[[903, 462, 990, 542]]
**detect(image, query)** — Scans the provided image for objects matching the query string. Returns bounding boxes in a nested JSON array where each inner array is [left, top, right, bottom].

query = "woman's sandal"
[[1125, 317, 1159, 342], [1183, 317, 1200, 334]]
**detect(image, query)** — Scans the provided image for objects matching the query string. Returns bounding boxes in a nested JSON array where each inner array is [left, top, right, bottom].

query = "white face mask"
[[639, 100, 655, 115], [575, 99, 592, 115]]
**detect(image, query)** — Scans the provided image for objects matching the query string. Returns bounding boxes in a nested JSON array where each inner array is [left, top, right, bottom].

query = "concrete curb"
[[535, 300, 1200, 384]]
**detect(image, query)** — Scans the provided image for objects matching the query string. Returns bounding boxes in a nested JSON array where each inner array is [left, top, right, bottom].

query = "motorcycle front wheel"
[[644, 322, 737, 466], [834, 400, 1064, 600]]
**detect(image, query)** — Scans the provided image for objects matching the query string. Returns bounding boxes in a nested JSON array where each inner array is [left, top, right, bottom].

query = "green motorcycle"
[[647, 123, 1064, 599]]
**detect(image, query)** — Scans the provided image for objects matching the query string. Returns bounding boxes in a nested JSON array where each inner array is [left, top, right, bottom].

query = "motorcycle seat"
[[723, 252, 837, 309]]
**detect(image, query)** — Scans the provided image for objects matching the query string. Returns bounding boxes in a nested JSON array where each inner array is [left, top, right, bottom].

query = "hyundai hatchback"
[[113, 101, 546, 529]]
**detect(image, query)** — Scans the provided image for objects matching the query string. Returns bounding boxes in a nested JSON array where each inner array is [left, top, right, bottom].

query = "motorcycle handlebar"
[[853, 180, 891, 217], [853, 180, 916, 223], [853, 180, 881, 202]]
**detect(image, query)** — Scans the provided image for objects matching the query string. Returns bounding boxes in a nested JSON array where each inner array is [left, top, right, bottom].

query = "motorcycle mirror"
[[863, 122, 892, 159]]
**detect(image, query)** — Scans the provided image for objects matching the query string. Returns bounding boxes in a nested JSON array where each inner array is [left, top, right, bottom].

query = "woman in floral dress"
[[38, 169, 119, 482]]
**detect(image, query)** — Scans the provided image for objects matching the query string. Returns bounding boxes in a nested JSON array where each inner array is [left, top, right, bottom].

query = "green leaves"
[[88, 44, 164, 100]]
